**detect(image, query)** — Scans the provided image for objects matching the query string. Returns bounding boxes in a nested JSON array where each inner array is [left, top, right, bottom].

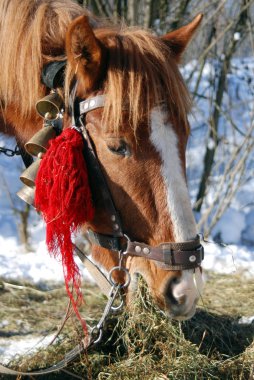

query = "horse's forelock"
[[0, 0, 191, 137], [66, 26, 192, 136], [0, 0, 85, 119]]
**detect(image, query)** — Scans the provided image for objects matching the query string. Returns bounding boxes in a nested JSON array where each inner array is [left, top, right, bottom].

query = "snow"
[[0, 235, 65, 284], [233, 32, 241, 41], [203, 241, 254, 277], [238, 315, 254, 325], [0, 233, 94, 285], [0, 334, 57, 365], [211, 208, 246, 244]]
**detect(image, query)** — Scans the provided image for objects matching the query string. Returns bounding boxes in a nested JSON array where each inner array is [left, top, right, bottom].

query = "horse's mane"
[[0, 0, 191, 134], [0, 0, 84, 118], [66, 26, 192, 134]]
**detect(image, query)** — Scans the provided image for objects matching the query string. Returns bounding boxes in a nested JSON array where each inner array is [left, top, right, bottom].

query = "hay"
[[0, 272, 253, 379], [92, 276, 254, 380]]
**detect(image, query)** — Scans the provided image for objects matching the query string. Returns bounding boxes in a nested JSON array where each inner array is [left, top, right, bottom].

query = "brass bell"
[[36, 92, 64, 120], [20, 159, 41, 188], [25, 125, 56, 157], [16, 185, 35, 207]]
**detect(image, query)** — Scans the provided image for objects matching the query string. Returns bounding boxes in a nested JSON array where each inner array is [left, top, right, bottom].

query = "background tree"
[[75, 0, 254, 240]]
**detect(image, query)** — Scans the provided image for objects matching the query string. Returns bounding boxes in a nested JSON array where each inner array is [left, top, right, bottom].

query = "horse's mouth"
[[164, 298, 198, 321], [171, 304, 197, 321]]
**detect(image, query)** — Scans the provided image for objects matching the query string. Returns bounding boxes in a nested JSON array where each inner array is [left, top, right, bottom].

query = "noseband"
[[72, 90, 204, 271]]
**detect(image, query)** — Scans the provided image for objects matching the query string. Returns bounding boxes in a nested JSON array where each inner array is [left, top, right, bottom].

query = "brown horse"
[[0, 0, 204, 320]]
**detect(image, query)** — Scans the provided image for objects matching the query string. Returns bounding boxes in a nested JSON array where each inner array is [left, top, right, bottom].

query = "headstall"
[[36, 60, 204, 273]]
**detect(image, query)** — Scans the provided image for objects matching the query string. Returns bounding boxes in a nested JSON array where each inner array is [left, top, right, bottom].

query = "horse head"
[[66, 14, 204, 320]]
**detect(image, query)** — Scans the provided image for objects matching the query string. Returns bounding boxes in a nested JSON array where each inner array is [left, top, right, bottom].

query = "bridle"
[[71, 87, 204, 273], [40, 60, 204, 271]]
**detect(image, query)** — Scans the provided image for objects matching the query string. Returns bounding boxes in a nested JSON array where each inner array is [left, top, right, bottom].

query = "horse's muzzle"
[[165, 296, 199, 320], [162, 269, 203, 320]]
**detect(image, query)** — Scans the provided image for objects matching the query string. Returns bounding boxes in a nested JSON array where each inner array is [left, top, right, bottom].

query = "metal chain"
[[90, 250, 131, 345], [108, 250, 131, 289], [0, 145, 21, 157], [90, 283, 123, 344]]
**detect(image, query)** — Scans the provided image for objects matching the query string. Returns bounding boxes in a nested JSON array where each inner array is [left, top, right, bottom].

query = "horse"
[[0, 0, 204, 321]]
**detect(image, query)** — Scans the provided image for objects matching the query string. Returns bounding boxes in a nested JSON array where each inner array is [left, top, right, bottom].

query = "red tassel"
[[35, 127, 94, 332]]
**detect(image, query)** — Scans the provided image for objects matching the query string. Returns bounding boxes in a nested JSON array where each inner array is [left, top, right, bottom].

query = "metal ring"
[[91, 326, 103, 345], [121, 234, 131, 255], [123, 233, 130, 242], [111, 297, 124, 311], [108, 266, 131, 289]]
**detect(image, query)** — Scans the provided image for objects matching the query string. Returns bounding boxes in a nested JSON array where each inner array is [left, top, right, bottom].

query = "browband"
[[80, 95, 106, 115]]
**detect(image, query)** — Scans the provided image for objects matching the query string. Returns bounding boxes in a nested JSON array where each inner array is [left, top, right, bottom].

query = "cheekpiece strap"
[[87, 230, 123, 252]]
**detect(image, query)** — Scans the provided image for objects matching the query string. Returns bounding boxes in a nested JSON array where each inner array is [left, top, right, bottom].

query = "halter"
[[72, 89, 204, 271]]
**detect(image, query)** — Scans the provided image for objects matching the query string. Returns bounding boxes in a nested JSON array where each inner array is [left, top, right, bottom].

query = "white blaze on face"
[[150, 109, 196, 241], [150, 108, 203, 307]]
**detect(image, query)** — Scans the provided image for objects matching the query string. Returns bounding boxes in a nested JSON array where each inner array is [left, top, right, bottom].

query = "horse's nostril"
[[171, 276, 180, 286], [175, 295, 186, 305], [165, 276, 182, 305]]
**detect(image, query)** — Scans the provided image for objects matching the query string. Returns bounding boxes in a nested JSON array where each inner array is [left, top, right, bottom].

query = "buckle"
[[197, 245, 205, 261], [188, 246, 204, 265], [161, 245, 173, 266]]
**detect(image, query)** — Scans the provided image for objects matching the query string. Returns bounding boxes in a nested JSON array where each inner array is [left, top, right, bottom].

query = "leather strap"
[[125, 239, 204, 270], [69, 84, 123, 238], [87, 230, 204, 270], [79, 95, 106, 114], [41, 60, 66, 89], [74, 244, 112, 296], [87, 229, 123, 252], [81, 124, 124, 238], [17, 143, 34, 168]]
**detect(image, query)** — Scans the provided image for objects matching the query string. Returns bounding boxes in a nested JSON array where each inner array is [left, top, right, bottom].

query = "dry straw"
[[2, 273, 253, 379]]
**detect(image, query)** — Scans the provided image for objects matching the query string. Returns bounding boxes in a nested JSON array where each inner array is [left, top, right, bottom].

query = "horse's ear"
[[66, 15, 104, 91], [162, 14, 203, 62]]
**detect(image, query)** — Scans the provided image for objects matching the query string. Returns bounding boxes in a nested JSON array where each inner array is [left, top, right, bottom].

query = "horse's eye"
[[107, 139, 130, 157]]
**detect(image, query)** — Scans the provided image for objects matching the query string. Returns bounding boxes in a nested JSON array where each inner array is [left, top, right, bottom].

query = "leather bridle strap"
[[81, 125, 124, 238], [72, 91, 123, 238], [74, 244, 112, 296], [87, 230, 204, 270], [87, 229, 123, 251], [125, 237, 204, 270]]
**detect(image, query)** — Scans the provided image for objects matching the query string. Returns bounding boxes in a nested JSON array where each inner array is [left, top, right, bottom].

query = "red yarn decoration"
[[35, 127, 94, 332]]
